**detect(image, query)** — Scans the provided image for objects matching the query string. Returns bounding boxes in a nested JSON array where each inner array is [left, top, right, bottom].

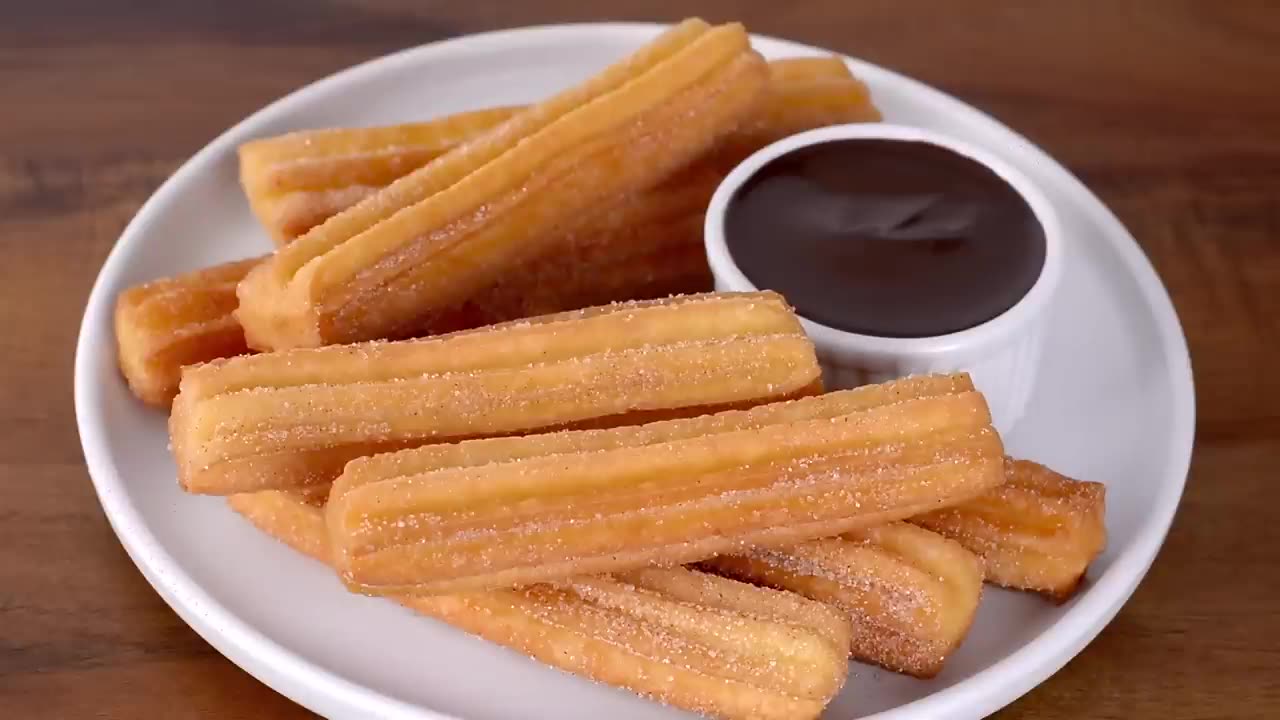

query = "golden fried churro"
[[913, 459, 1107, 602], [171, 292, 819, 495], [416, 164, 724, 333], [241, 56, 878, 244], [720, 56, 879, 159], [703, 522, 983, 677], [229, 490, 851, 720], [239, 107, 518, 243], [114, 258, 260, 406], [327, 373, 1003, 596], [228, 489, 332, 563], [432, 570, 851, 720], [237, 20, 769, 350]]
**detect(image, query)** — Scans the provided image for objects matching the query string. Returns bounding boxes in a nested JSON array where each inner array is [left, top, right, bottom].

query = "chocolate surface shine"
[[724, 139, 1046, 338]]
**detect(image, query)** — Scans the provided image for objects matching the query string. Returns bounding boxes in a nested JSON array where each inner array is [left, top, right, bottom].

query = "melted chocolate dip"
[[724, 139, 1045, 337]]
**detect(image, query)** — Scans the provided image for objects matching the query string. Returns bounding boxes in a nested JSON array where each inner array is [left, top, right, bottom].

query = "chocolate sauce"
[[724, 139, 1045, 338]]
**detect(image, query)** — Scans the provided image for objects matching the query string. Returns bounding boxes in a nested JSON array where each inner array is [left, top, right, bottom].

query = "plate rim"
[[73, 21, 1196, 720]]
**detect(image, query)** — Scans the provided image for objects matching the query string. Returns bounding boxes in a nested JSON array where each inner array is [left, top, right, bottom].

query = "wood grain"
[[2, 1, 1277, 717]]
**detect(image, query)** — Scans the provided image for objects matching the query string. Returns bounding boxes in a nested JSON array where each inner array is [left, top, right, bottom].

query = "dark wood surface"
[[2, 1, 1277, 717]]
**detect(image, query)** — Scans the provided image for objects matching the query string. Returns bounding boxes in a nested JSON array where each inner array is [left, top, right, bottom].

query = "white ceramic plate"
[[74, 23, 1195, 720]]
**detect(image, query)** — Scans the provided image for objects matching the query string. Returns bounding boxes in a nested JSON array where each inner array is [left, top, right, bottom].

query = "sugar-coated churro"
[[913, 459, 1107, 602], [228, 489, 332, 563], [240, 56, 878, 244], [429, 570, 851, 720], [703, 522, 983, 677], [240, 107, 518, 244], [171, 292, 820, 495], [229, 490, 852, 720], [415, 164, 723, 333], [114, 257, 260, 406], [237, 20, 769, 350], [327, 373, 1004, 596], [719, 56, 879, 160]]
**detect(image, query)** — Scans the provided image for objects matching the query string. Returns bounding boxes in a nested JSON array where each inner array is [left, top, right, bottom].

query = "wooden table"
[[2, 1, 1276, 717]]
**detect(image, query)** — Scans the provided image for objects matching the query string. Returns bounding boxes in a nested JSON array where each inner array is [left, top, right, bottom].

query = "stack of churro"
[[111, 18, 1107, 719], [115, 49, 881, 405]]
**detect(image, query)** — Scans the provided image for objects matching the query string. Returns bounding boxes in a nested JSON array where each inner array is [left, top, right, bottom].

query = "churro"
[[228, 489, 332, 563], [237, 20, 769, 349], [327, 373, 1004, 596], [414, 164, 723, 333], [431, 570, 851, 720], [114, 257, 259, 406], [240, 56, 878, 244], [171, 292, 820, 495], [229, 490, 852, 720], [721, 56, 879, 160], [239, 107, 518, 244], [703, 523, 983, 677], [913, 459, 1106, 602]]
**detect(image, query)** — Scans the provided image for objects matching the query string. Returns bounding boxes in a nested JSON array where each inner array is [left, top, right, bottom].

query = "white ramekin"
[[705, 123, 1063, 432]]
